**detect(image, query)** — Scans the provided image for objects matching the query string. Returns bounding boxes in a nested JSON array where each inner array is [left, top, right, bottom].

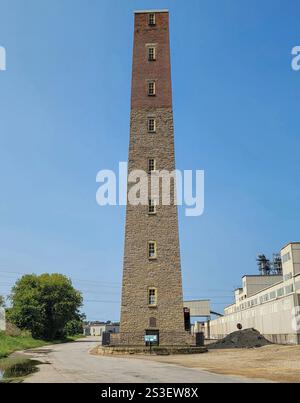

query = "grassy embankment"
[[0, 332, 83, 359]]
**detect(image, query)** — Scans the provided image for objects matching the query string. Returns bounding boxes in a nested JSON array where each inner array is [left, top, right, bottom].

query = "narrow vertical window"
[[149, 13, 156, 26], [148, 158, 156, 173], [148, 47, 156, 61], [148, 241, 157, 259], [148, 199, 156, 215], [148, 288, 157, 306], [148, 81, 156, 96], [149, 317, 157, 327], [148, 118, 156, 133]]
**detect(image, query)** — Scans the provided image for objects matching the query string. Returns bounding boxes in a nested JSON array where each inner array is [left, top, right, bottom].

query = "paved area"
[[19, 337, 267, 383]]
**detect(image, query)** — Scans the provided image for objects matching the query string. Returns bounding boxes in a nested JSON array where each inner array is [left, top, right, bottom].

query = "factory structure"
[[83, 321, 119, 337], [206, 242, 300, 345]]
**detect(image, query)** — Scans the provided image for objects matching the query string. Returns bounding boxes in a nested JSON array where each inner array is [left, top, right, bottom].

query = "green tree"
[[0, 295, 5, 307], [64, 312, 86, 336], [7, 274, 83, 340]]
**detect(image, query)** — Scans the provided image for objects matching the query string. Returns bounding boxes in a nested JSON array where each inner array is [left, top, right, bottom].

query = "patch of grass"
[[0, 332, 84, 358], [0, 356, 41, 382], [0, 332, 49, 359], [60, 334, 86, 344]]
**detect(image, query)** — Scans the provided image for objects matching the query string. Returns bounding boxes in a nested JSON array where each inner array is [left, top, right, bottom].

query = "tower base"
[[109, 331, 194, 347], [95, 345, 207, 356]]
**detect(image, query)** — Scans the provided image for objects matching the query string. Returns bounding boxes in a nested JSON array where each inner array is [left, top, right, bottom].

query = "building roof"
[[184, 299, 210, 303], [134, 10, 169, 14], [242, 274, 282, 279], [281, 242, 300, 250], [224, 303, 235, 309], [87, 321, 120, 326]]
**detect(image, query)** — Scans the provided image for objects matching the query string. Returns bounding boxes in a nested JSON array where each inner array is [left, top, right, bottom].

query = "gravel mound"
[[208, 328, 272, 349]]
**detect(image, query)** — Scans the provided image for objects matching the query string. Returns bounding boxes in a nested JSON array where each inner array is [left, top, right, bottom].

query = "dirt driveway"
[[139, 344, 300, 383]]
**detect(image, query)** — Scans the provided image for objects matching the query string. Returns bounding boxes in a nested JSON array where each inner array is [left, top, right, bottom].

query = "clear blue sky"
[[0, 0, 300, 321]]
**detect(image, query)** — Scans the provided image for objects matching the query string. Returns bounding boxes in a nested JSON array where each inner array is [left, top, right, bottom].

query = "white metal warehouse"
[[206, 242, 300, 345]]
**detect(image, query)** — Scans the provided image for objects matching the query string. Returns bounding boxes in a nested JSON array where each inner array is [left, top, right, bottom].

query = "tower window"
[[148, 288, 157, 306], [148, 47, 156, 61], [149, 13, 156, 26], [148, 241, 157, 259], [149, 317, 157, 327], [148, 158, 156, 173], [148, 199, 156, 215], [148, 118, 156, 133], [148, 81, 156, 96]]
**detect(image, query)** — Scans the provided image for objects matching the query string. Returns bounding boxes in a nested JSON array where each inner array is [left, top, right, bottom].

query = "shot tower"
[[120, 10, 187, 346]]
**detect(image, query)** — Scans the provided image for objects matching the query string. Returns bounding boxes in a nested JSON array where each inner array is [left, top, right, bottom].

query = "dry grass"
[[138, 345, 300, 383]]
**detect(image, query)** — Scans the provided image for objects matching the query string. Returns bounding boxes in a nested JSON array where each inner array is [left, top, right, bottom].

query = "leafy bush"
[[7, 274, 83, 340]]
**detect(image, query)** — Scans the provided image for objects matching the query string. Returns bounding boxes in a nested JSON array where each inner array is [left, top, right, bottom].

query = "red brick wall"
[[131, 12, 173, 109]]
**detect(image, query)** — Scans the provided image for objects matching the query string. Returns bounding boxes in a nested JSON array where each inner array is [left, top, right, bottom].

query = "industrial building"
[[83, 322, 119, 337], [206, 243, 300, 345]]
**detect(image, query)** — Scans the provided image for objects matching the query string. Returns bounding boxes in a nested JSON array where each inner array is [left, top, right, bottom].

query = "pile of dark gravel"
[[208, 328, 272, 349]]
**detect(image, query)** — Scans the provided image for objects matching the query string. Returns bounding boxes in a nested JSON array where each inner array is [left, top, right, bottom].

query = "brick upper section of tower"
[[131, 11, 173, 109]]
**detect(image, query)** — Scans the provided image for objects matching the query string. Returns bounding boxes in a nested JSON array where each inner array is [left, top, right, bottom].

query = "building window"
[[149, 317, 157, 327], [282, 252, 291, 264], [148, 288, 157, 306], [148, 241, 157, 259], [148, 199, 156, 215], [148, 47, 156, 61], [148, 81, 156, 96], [277, 288, 285, 298], [285, 284, 294, 295], [148, 118, 156, 133], [148, 158, 156, 173], [149, 13, 156, 26]]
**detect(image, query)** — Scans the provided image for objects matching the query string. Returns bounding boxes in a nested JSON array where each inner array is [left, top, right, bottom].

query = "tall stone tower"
[[120, 10, 187, 346]]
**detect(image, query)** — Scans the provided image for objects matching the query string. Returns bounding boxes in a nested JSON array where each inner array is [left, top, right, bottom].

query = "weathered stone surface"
[[96, 346, 207, 356]]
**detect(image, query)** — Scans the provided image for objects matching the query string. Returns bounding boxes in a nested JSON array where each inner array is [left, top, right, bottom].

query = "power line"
[[0, 270, 121, 287], [0, 269, 235, 309], [84, 299, 120, 304], [0, 270, 235, 292], [84, 299, 230, 306]]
